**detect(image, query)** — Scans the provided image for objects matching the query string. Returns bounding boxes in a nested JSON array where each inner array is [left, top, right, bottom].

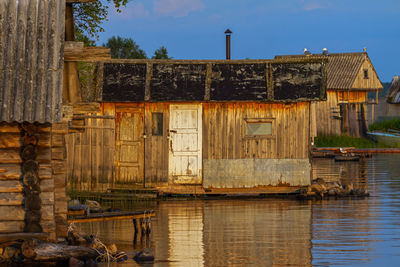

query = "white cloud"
[[153, 0, 205, 18]]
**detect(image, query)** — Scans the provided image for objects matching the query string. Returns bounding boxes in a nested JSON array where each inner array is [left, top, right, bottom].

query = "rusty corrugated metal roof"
[[275, 52, 368, 90], [387, 76, 400, 104], [0, 0, 65, 123]]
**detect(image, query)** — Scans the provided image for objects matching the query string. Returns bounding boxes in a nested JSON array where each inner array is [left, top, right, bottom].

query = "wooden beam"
[[0, 233, 49, 243], [64, 42, 111, 62]]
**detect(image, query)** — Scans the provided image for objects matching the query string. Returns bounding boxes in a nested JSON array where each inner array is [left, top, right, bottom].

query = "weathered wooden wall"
[[0, 122, 68, 240], [67, 102, 313, 190], [66, 105, 115, 191], [203, 102, 310, 160], [314, 90, 369, 137], [352, 59, 383, 90]]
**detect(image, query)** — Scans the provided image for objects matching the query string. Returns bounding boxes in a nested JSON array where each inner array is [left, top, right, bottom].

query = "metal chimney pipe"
[[225, 29, 232, 60]]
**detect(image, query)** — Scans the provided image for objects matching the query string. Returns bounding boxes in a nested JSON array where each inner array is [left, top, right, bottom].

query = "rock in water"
[[133, 248, 154, 262]]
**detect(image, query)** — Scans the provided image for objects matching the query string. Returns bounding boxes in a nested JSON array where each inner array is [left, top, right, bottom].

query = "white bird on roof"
[[303, 48, 311, 55]]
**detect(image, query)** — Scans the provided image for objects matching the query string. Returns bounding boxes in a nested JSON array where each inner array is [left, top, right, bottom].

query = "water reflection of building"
[[311, 157, 375, 265], [155, 200, 312, 266], [312, 158, 368, 190]]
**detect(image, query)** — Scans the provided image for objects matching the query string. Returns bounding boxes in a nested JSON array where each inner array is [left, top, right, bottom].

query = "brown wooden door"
[[115, 107, 144, 186]]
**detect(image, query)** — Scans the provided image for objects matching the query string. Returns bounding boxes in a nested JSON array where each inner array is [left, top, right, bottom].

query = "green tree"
[[74, 0, 129, 43], [152, 46, 172, 59], [104, 36, 147, 59]]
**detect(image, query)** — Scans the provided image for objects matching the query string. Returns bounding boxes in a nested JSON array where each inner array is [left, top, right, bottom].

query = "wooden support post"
[[63, 3, 81, 104]]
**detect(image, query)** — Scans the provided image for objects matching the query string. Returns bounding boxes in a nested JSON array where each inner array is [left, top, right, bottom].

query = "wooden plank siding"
[[66, 102, 312, 191], [66, 105, 115, 192], [203, 102, 311, 160], [352, 59, 383, 90]]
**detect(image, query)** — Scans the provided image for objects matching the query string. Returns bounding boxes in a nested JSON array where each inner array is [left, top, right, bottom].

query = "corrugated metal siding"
[[0, 0, 65, 123], [275, 53, 367, 90]]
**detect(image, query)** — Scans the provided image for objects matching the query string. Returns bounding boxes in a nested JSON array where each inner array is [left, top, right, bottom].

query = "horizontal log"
[[53, 174, 66, 188], [0, 164, 21, 180], [0, 123, 20, 133], [51, 135, 65, 147], [0, 133, 51, 148], [42, 205, 55, 221], [64, 46, 111, 62], [0, 206, 24, 220], [22, 239, 100, 262], [39, 165, 52, 179], [0, 149, 22, 164], [51, 123, 69, 134], [52, 162, 66, 175], [0, 180, 23, 193], [40, 192, 54, 205], [54, 188, 67, 200], [40, 179, 54, 192], [51, 147, 66, 160], [54, 201, 67, 214], [0, 233, 49, 243], [0, 221, 25, 233], [0, 193, 23, 206]]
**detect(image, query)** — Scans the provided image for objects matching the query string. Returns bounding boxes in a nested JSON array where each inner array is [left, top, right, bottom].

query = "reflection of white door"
[[169, 104, 202, 184]]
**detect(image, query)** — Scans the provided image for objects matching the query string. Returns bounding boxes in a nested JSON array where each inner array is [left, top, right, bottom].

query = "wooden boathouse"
[[0, 0, 68, 241], [66, 58, 327, 194], [276, 52, 383, 137]]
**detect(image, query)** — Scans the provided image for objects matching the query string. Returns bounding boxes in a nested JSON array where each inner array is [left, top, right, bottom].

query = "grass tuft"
[[369, 118, 400, 132], [314, 135, 400, 148]]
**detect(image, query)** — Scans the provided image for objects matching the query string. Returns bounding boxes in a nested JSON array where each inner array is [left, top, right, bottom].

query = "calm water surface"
[[79, 154, 400, 266]]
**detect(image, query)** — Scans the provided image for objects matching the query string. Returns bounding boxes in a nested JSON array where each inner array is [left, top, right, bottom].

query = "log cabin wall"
[[0, 122, 68, 241]]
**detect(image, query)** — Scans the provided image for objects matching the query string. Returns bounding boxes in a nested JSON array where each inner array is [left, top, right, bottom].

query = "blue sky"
[[98, 0, 400, 82]]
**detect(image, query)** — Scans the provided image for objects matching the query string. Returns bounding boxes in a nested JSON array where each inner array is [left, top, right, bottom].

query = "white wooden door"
[[169, 104, 202, 184]]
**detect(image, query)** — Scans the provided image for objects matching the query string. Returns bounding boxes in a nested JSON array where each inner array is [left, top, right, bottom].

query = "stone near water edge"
[[133, 248, 154, 262]]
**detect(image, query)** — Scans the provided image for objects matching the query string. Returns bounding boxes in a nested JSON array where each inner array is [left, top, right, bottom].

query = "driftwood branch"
[[21, 239, 99, 262]]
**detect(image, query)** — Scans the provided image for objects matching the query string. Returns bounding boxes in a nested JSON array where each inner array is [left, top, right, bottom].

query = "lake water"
[[78, 154, 400, 266]]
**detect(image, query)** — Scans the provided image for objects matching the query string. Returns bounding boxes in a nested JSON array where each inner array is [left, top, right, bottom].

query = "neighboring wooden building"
[[382, 76, 400, 117], [66, 58, 327, 193], [0, 0, 68, 241], [276, 52, 383, 137]]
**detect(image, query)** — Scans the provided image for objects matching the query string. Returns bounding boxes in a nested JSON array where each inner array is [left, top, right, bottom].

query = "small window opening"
[[152, 113, 163, 136], [246, 122, 272, 136], [363, 69, 369, 79]]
